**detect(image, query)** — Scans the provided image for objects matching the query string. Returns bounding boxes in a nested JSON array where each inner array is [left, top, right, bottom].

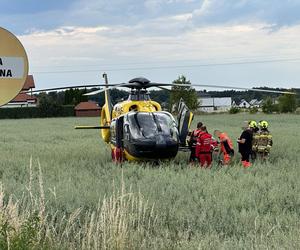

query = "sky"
[[1, 0, 300, 90]]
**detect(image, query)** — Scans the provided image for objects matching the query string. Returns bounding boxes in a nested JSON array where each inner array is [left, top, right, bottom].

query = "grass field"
[[0, 113, 300, 249]]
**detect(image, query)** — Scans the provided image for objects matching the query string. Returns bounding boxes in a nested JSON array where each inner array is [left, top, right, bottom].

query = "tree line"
[[35, 76, 299, 114]]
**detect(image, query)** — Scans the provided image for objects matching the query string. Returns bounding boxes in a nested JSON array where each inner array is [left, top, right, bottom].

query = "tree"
[[169, 75, 199, 111], [38, 93, 62, 117], [64, 88, 88, 105], [262, 97, 274, 114], [278, 94, 297, 113]]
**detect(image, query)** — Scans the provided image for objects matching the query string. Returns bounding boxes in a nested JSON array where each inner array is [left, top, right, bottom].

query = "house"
[[249, 99, 263, 108], [22, 75, 35, 93], [232, 100, 239, 107], [238, 99, 250, 109], [75, 101, 101, 117], [1, 75, 38, 108], [198, 97, 232, 112]]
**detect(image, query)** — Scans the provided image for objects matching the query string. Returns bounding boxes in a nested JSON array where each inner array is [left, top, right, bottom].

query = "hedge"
[[0, 106, 75, 119]]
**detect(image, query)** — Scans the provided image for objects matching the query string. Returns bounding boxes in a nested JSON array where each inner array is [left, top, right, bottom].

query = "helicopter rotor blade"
[[83, 83, 127, 96], [24, 83, 123, 94], [83, 89, 104, 96], [83, 82, 146, 96], [155, 86, 172, 91], [150, 83, 296, 95], [25, 79, 296, 96]]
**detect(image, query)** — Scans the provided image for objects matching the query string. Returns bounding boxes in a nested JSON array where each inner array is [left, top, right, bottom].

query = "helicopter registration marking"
[[0, 57, 24, 79]]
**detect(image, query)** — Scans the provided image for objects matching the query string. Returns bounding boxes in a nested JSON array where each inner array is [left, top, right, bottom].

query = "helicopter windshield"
[[127, 112, 178, 139]]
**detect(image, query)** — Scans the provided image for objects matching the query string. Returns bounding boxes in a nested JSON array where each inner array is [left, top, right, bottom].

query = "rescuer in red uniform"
[[188, 122, 203, 164], [196, 126, 213, 168], [214, 130, 235, 165]]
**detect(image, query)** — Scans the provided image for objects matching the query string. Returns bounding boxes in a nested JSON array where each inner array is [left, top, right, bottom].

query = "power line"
[[32, 52, 300, 69], [32, 57, 300, 75]]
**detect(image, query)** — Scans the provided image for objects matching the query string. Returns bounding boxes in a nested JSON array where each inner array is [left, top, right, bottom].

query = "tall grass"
[[0, 159, 157, 249], [0, 115, 299, 249]]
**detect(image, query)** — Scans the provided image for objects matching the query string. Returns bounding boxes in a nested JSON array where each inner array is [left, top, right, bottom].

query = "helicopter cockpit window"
[[128, 91, 150, 101], [127, 112, 178, 140], [140, 93, 150, 101]]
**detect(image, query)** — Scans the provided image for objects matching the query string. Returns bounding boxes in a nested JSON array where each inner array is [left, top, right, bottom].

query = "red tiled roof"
[[22, 75, 35, 90], [11, 93, 37, 102], [75, 101, 101, 111]]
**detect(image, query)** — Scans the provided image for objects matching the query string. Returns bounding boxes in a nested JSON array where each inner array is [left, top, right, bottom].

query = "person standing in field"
[[253, 120, 273, 160], [250, 120, 260, 161], [214, 130, 235, 165], [237, 121, 255, 168], [196, 126, 213, 168], [188, 122, 203, 164]]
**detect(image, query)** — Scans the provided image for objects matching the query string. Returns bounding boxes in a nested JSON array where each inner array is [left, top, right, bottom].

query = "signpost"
[[0, 27, 29, 106]]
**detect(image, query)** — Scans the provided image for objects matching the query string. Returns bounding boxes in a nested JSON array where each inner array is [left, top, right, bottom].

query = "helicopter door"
[[115, 116, 124, 148], [110, 116, 124, 163], [177, 98, 194, 146]]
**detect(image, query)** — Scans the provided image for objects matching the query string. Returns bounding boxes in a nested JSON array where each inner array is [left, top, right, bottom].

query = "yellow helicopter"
[[75, 73, 194, 162], [70, 73, 295, 163], [6, 72, 297, 163]]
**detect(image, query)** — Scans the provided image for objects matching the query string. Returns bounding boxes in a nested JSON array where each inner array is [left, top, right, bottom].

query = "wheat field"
[[0, 114, 299, 249]]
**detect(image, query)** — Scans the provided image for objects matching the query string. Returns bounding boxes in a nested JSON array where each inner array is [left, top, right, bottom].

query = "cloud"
[[4, 0, 300, 88], [3, 0, 300, 35], [20, 22, 300, 65], [192, 0, 300, 28], [18, 21, 300, 88]]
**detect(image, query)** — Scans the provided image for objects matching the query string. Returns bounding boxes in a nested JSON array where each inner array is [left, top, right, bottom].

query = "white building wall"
[[1, 102, 37, 108], [198, 97, 232, 112]]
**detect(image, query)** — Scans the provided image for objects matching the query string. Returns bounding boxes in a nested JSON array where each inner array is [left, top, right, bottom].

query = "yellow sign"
[[0, 27, 29, 106]]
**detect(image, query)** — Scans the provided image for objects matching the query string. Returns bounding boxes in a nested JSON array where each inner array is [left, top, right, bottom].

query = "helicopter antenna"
[[102, 73, 113, 125], [103, 73, 112, 110]]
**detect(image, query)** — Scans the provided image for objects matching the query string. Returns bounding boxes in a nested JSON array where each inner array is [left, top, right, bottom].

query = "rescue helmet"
[[248, 120, 257, 129], [259, 120, 269, 129]]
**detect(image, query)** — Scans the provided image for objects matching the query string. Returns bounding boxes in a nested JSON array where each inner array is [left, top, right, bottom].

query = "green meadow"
[[0, 114, 299, 249]]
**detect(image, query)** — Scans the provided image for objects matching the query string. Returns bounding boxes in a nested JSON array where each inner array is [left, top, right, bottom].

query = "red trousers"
[[223, 153, 231, 165], [198, 153, 212, 168]]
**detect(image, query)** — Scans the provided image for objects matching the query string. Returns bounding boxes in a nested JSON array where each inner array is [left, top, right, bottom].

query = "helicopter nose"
[[155, 134, 167, 148], [124, 135, 178, 160]]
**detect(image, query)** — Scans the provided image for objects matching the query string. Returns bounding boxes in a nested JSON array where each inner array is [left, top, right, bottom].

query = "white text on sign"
[[0, 57, 25, 79]]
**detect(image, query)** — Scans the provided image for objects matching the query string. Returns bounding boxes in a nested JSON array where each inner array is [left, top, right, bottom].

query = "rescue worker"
[[188, 122, 203, 163], [196, 126, 213, 168], [214, 130, 235, 165], [237, 121, 255, 168], [250, 120, 259, 160], [254, 120, 273, 160]]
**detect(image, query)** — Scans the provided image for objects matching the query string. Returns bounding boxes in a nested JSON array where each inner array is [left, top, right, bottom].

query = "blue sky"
[[1, 0, 300, 89]]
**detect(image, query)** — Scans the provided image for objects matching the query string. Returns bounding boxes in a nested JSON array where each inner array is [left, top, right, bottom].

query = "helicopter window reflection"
[[128, 90, 150, 101], [127, 112, 178, 139]]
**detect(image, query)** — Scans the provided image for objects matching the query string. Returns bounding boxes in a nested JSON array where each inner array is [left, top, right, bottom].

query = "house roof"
[[249, 99, 258, 105], [11, 93, 37, 102], [75, 101, 101, 111], [22, 75, 35, 90]]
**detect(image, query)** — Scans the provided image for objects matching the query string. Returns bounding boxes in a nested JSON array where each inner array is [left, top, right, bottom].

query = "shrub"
[[249, 107, 259, 114], [0, 106, 74, 119], [229, 107, 240, 114], [278, 94, 297, 113]]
